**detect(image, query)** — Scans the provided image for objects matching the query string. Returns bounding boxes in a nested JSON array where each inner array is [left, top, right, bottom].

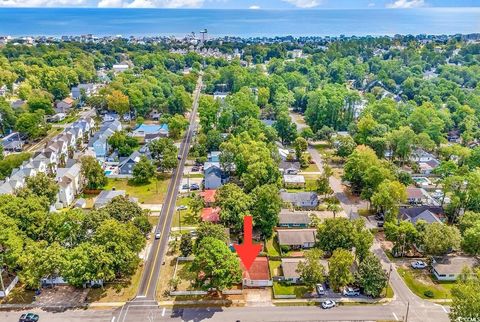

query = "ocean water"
[[0, 8, 479, 38]]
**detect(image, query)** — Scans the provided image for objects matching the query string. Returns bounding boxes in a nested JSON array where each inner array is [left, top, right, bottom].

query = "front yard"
[[104, 174, 171, 204], [397, 266, 455, 299], [272, 282, 311, 298], [171, 196, 201, 228]]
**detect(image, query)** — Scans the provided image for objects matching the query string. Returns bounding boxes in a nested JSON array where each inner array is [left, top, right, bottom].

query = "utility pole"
[[404, 301, 410, 322]]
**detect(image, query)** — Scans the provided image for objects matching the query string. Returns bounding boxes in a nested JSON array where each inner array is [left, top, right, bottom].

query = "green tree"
[[102, 196, 144, 222], [421, 222, 461, 256], [293, 137, 308, 161], [356, 254, 387, 298], [15, 111, 49, 139], [450, 268, 480, 321], [23, 172, 59, 205], [132, 156, 155, 184], [371, 180, 406, 221], [296, 249, 326, 288], [250, 184, 281, 239], [384, 220, 418, 257], [28, 96, 54, 115], [195, 222, 228, 248], [107, 90, 130, 115], [168, 85, 192, 115], [328, 248, 355, 292], [167, 114, 189, 140], [335, 135, 357, 157], [180, 233, 193, 257], [149, 138, 178, 172], [191, 237, 242, 291], [133, 214, 153, 235], [215, 183, 252, 230], [274, 111, 297, 145], [317, 218, 355, 254], [81, 156, 107, 190]]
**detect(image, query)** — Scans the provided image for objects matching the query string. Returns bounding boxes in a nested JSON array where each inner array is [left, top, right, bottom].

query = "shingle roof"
[[242, 257, 270, 281], [277, 229, 317, 246], [279, 211, 311, 225]]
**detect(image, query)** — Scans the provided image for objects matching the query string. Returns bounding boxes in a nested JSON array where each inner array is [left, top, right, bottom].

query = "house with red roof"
[[200, 189, 216, 207], [241, 257, 272, 288], [201, 207, 221, 223]]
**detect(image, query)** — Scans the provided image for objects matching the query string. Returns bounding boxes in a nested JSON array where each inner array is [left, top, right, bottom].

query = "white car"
[[316, 283, 325, 296], [343, 287, 360, 296], [321, 300, 336, 309], [154, 231, 161, 239], [411, 261, 427, 269], [177, 205, 188, 211]]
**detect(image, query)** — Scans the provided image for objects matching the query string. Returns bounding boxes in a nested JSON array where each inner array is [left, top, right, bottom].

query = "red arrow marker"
[[234, 216, 262, 271]]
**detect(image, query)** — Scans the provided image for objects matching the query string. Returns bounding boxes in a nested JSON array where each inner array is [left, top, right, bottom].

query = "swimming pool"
[[105, 170, 112, 175]]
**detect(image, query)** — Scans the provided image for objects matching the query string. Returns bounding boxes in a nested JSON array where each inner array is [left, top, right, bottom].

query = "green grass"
[[0, 284, 35, 304], [273, 282, 311, 298], [265, 238, 281, 257], [397, 267, 455, 299], [185, 173, 204, 179], [384, 284, 394, 298], [172, 196, 200, 228], [302, 163, 319, 172], [105, 175, 170, 204], [269, 260, 282, 278]]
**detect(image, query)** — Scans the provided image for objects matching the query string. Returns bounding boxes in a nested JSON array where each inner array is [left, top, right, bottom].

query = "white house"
[[55, 162, 82, 208], [432, 256, 477, 281]]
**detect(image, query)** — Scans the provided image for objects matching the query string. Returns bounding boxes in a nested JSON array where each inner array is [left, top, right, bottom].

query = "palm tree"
[[327, 202, 342, 219]]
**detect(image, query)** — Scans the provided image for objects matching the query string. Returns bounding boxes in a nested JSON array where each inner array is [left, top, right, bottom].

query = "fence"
[[0, 275, 19, 298], [274, 294, 296, 299]]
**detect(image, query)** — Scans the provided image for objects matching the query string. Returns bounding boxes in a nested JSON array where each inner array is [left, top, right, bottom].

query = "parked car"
[[177, 155, 182, 160], [177, 205, 188, 211], [375, 213, 384, 220], [155, 231, 161, 239], [343, 287, 360, 296], [182, 184, 189, 190], [321, 300, 336, 309], [316, 283, 325, 296], [190, 183, 200, 190], [19, 313, 39, 322], [411, 261, 427, 269], [191, 166, 200, 172], [377, 221, 384, 228]]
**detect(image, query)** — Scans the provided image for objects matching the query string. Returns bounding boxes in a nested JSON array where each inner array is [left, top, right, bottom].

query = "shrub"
[[424, 290, 434, 298]]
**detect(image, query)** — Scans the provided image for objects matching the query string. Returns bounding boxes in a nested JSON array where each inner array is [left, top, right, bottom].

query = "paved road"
[[116, 77, 202, 320]]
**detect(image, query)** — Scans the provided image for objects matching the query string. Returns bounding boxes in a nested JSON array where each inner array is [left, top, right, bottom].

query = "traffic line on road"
[[111, 317, 115, 322], [162, 307, 166, 317], [392, 312, 399, 321]]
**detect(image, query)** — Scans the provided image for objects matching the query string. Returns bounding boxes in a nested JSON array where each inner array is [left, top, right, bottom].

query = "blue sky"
[[0, 0, 479, 9]]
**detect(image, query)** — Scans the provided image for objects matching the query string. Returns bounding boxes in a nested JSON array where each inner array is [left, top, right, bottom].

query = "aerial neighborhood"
[[0, 31, 480, 322]]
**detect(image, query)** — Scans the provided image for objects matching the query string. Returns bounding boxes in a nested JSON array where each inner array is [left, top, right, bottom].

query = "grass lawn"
[[301, 162, 319, 173], [0, 284, 35, 304], [86, 264, 143, 303], [156, 253, 178, 300], [285, 175, 318, 193], [397, 267, 455, 299], [175, 261, 198, 291], [273, 282, 311, 298], [269, 260, 282, 278], [105, 174, 170, 204], [171, 196, 200, 228], [265, 238, 281, 257], [185, 173, 204, 179]]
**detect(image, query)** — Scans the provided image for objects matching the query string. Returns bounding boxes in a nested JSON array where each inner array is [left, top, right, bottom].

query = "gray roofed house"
[[432, 256, 478, 281], [204, 164, 223, 189], [279, 161, 300, 174], [280, 258, 328, 283], [278, 210, 311, 228], [71, 83, 97, 99], [94, 190, 138, 208], [119, 151, 143, 175], [399, 206, 444, 224], [277, 229, 317, 249], [283, 174, 305, 188], [280, 192, 318, 208], [10, 99, 26, 109]]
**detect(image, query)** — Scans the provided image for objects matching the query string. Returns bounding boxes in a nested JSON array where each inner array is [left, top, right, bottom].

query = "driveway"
[[244, 289, 273, 307]]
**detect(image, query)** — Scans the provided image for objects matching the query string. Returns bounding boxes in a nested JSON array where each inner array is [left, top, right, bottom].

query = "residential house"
[[201, 207, 221, 223], [280, 258, 328, 284], [55, 162, 82, 208], [71, 83, 97, 100], [1, 132, 23, 153], [207, 151, 221, 163], [283, 174, 305, 188], [112, 64, 129, 73], [279, 161, 300, 175], [50, 113, 66, 122], [411, 149, 440, 174], [200, 189, 216, 207], [118, 151, 142, 175], [277, 229, 317, 250], [89, 120, 122, 159], [55, 97, 74, 114], [10, 99, 26, 110], [132, 123, 169, 140], [94, 190, 137, 208], [213, 91, 229, 101], [204, 163, 224, 189], [0, 85, 7, 96], [399, 206, 445, 224], [278, 210, 311, 228], [432, 256, 477, 281], [241, 257, 272, 288], [406, 186, 426, 205], [280, 192, 319, 208], [149, 109, 161, 120]]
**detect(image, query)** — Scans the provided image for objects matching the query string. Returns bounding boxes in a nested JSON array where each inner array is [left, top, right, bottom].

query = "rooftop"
[[277, 229, 317, 246], [242, 257, 270, 281], [433, 256, 477, 275]]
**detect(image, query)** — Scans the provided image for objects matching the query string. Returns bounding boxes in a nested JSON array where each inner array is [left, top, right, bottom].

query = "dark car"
[[182, 184, 189, 190], [377, 221, 384, 228], [177, 155, 182, 160], [19, 313, 39, 322], [191, 166, 200, 172], [190, 183, 200, 190]]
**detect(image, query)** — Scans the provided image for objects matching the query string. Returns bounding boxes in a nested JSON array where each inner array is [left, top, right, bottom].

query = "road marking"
[[392, 312, 399, 321], [162, 308, 166, 316], [136, 295, 146, 298], [441, 305, 448, 313], [143, 78, 202, 296], [111, 317, 115, 322]]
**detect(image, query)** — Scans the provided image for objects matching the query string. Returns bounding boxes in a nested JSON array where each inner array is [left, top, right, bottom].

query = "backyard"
[[104, 174, 171, 204], [397, 266, 455, 299]]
